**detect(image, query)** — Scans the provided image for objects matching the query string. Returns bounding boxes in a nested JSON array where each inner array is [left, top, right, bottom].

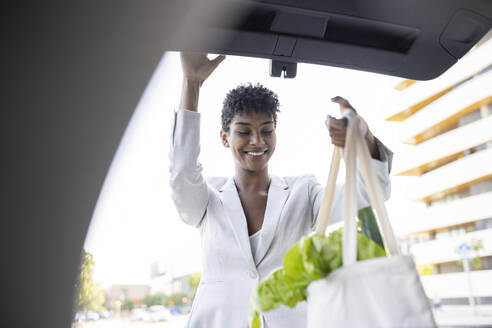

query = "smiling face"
[[220, 110, 276, 174]]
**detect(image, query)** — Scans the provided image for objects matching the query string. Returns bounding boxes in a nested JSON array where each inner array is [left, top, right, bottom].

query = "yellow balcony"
[[384, 39, 492, 122], [398, 69, 492, 145], [407, 147, 492, 203], [395, 115, 492, 176]]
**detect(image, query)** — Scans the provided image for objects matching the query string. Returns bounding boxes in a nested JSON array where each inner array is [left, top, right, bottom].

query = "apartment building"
[[385, 37, 492, 305]]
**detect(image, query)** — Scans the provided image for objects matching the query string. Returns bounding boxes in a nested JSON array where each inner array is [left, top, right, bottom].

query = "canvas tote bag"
[[307, 110, 436, 328]]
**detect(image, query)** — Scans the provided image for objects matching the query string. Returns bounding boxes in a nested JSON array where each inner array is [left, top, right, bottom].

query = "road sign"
[[458, 243, 473, 261]]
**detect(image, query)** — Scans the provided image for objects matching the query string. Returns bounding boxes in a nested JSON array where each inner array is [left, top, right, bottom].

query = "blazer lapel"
[[255, 176, 290, 265], [218, 177, 256, 272]]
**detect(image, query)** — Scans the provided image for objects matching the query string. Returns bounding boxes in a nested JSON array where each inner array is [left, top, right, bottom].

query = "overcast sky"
[[84, 52, 419, 288]]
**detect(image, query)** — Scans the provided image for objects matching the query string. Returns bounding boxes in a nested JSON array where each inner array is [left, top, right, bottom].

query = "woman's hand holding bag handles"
[[307, 110, 436, 328]]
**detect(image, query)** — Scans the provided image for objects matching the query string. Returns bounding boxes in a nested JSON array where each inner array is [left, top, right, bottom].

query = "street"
[[80, 315, 189, 328], [434, 305, 492, 327], [76, 306, 492, 328]]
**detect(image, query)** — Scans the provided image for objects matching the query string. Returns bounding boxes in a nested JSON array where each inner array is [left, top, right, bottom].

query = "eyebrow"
[[234, 121, 274, 126]]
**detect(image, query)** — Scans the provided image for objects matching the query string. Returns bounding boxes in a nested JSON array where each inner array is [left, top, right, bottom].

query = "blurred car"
[[85, 311, 100, 321], [97, 310, 110, 319], [130, 308, 149, 321], [148, 305, 172, 322], [74, 312, 85, 322], [74, 311, 100, 321]]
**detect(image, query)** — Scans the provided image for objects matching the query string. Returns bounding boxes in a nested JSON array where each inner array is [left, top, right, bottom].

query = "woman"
[[169, 53, 392, 327]]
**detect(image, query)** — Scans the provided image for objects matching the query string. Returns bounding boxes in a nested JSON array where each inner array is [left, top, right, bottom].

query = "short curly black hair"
[[221, 83, 280, 132]]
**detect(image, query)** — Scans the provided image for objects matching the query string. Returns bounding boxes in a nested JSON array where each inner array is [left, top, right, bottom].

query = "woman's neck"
[[234, 168, 270, 194]]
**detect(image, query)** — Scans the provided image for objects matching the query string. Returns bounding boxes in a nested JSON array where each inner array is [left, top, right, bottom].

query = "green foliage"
[[75, 249, 106, 312], [470, 239, 484, 270], [249, 310, 261, 328], [470, 257, 483, 270], [471, 239, 483, 252], [249, 228, 386, 328], [143, 294, 166, 307], [456, 239, 484, 271], [140, 292, 190, 308], [122, 299, 135, 311], [188, 272, 202, 300], [92, 285, 106, 311]]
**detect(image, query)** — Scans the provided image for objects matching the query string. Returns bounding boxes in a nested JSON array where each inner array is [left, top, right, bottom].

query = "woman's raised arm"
[[179, 52, 225, 111], [169, 53, 225, 227]]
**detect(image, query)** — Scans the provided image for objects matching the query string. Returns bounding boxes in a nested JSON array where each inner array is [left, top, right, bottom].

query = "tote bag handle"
[[314, 146, 342, 236], [314, 110, 400, 266]]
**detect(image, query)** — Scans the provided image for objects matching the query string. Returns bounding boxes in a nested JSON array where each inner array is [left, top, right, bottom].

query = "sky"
[[83, 51, 418, 288]]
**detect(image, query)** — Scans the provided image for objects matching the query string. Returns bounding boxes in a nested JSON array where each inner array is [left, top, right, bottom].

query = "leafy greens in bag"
[[248, 209, 385, 328]]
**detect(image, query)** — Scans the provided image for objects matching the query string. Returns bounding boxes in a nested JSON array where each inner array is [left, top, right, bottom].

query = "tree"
[[165, 292, 188, 306], [143, 293, 165, 307], [74, 249, 106, 312], [188, 272, 201, 300], [470, 239, 484, 270], [122, 299, 135, 311], [455, 238, 484, 271]]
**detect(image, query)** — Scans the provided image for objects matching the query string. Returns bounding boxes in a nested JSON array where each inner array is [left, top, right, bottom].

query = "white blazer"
[[169, 109, 392, 328]]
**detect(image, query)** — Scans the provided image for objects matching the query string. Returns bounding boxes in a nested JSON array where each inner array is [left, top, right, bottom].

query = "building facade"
[[150, 259, 195, 297], [385, 37, 492, 305], [106, 284, 151, 308]]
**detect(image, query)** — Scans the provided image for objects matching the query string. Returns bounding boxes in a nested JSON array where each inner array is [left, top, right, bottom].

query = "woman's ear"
[[220, 130, 229, 148]]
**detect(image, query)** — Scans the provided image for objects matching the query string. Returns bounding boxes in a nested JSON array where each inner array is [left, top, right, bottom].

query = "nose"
[[249, 131, 265, 146]]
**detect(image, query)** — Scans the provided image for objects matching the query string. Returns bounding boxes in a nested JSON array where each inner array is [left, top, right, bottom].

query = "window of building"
[[442, 297, 492, 305], [434, 255, 492, 274], [404, 217, 492, 248], [458, 108, 482, 127], [475, 217, 492, 231], [435, 261, 463, 274], [426, 177, 492, 208], [426, 187, 470, 207], [480, 256, 492, 270], [469, 178, 492, 195]]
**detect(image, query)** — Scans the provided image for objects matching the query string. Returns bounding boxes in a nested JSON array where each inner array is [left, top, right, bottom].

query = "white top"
[[169, 109, 393, 328], [249, 229, 262, 264]]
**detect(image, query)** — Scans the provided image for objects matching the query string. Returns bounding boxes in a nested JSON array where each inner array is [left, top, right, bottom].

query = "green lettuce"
[[249, 209, 386, 328]]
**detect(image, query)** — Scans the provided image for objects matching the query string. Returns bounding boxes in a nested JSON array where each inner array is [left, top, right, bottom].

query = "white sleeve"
[[310, 138, 393, 230], [169, 109, 208, 228]]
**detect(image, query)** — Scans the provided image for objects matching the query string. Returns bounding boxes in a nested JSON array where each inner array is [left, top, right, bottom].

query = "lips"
[[244, 149, 267, 159], [244, 149, 267, 154]]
